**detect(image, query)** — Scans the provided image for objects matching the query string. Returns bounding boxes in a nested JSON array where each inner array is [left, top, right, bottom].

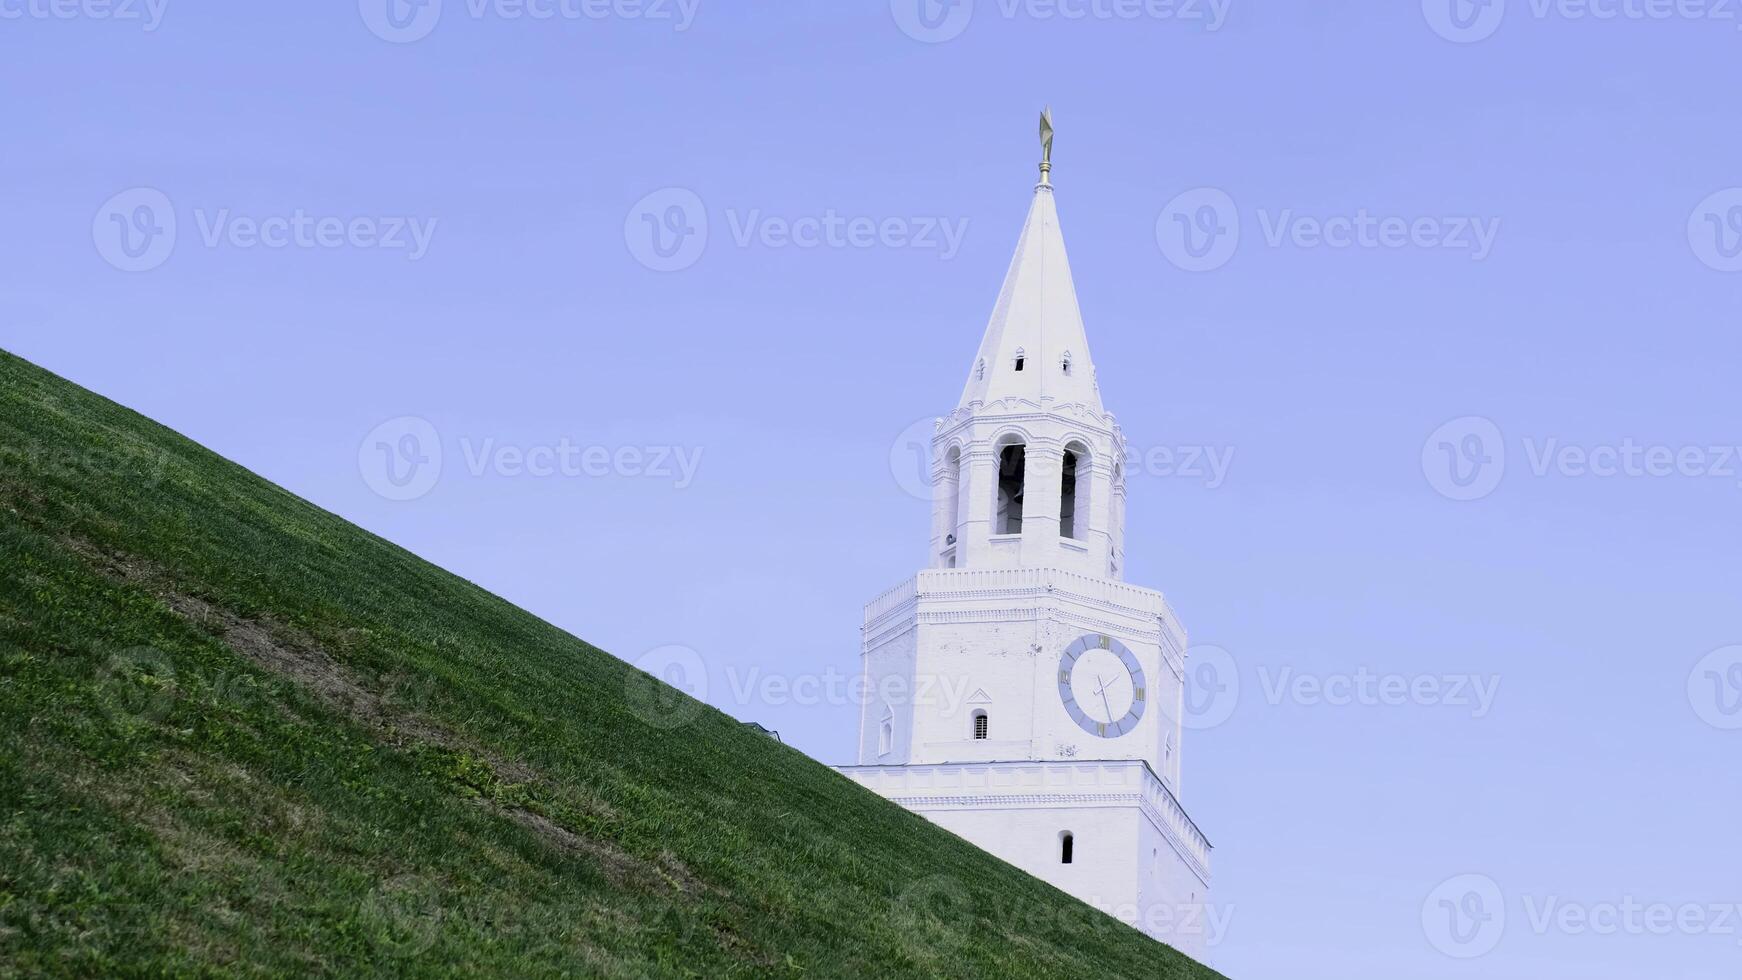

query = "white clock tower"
[[838, 113, 1214, 962]]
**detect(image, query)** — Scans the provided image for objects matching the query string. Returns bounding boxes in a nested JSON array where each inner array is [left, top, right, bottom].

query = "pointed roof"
[[957, 169, 1102, 415]]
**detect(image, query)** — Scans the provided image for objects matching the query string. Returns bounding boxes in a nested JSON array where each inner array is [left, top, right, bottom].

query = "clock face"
[[1057, 633, 1147, 738]]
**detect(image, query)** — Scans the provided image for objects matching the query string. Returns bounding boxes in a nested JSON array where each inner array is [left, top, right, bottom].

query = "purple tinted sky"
[[4, 3, 1742, 977]]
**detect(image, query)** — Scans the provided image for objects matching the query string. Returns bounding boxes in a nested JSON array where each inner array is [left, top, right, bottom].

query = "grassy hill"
[[0, 349, 1227, 979]]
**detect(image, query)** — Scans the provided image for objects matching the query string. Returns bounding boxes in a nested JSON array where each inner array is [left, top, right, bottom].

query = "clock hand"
[[1099, 687, 1116, 724]]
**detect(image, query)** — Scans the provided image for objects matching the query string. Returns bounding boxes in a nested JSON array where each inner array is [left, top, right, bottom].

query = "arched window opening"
[[972, 710, 989, 740], [1061, 350, 1072, 375], [941, 446, 963, 567], [1060, 442, 1090, 541], [1059, 450, 1079, 539], [1060, 832, 1075, 864], [878, 705, 894, 756], [1014, 347, 1026, 372], [996, 443, 1026, 534]]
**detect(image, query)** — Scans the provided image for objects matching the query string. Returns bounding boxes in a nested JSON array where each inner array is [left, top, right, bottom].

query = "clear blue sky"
[[4, 3, 1740, 977]]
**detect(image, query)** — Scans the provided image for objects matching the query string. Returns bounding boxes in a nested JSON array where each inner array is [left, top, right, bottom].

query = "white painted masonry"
[[839, 152, 1214, 963]]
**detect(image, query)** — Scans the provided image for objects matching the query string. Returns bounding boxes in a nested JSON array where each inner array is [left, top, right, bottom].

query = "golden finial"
[[1038, 106, 1055, 185]]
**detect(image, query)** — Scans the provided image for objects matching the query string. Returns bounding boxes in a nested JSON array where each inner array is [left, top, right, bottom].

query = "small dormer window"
[[1014, 347, 1026, 372], [1061, 351, 1072, 375]]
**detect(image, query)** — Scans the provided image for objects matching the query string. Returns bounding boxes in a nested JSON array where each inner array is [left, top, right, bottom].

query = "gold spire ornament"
[[1038, 106, 1055, 185]]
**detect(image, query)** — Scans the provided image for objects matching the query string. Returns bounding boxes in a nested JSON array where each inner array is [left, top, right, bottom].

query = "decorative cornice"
[[839, 760, 1212, 885], [860, 569, 1187, 675], [938, 402, 1124, 446]]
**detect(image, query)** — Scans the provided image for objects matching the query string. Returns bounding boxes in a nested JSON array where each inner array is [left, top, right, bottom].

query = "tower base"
[[837, 759, 1214, 963]]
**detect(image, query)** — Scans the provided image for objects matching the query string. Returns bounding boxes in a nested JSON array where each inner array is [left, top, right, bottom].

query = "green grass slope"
[[0, 349, 1227, 979]]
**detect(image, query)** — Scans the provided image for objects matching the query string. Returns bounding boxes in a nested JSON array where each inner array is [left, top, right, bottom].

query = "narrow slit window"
[[1060, 832, 1074, 864], [1014, 347, 1026, 372]]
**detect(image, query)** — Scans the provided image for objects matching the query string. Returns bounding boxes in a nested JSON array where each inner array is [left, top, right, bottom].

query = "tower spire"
[[1038, 106, 1054, 186], [956, 108, 1100, 415]]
